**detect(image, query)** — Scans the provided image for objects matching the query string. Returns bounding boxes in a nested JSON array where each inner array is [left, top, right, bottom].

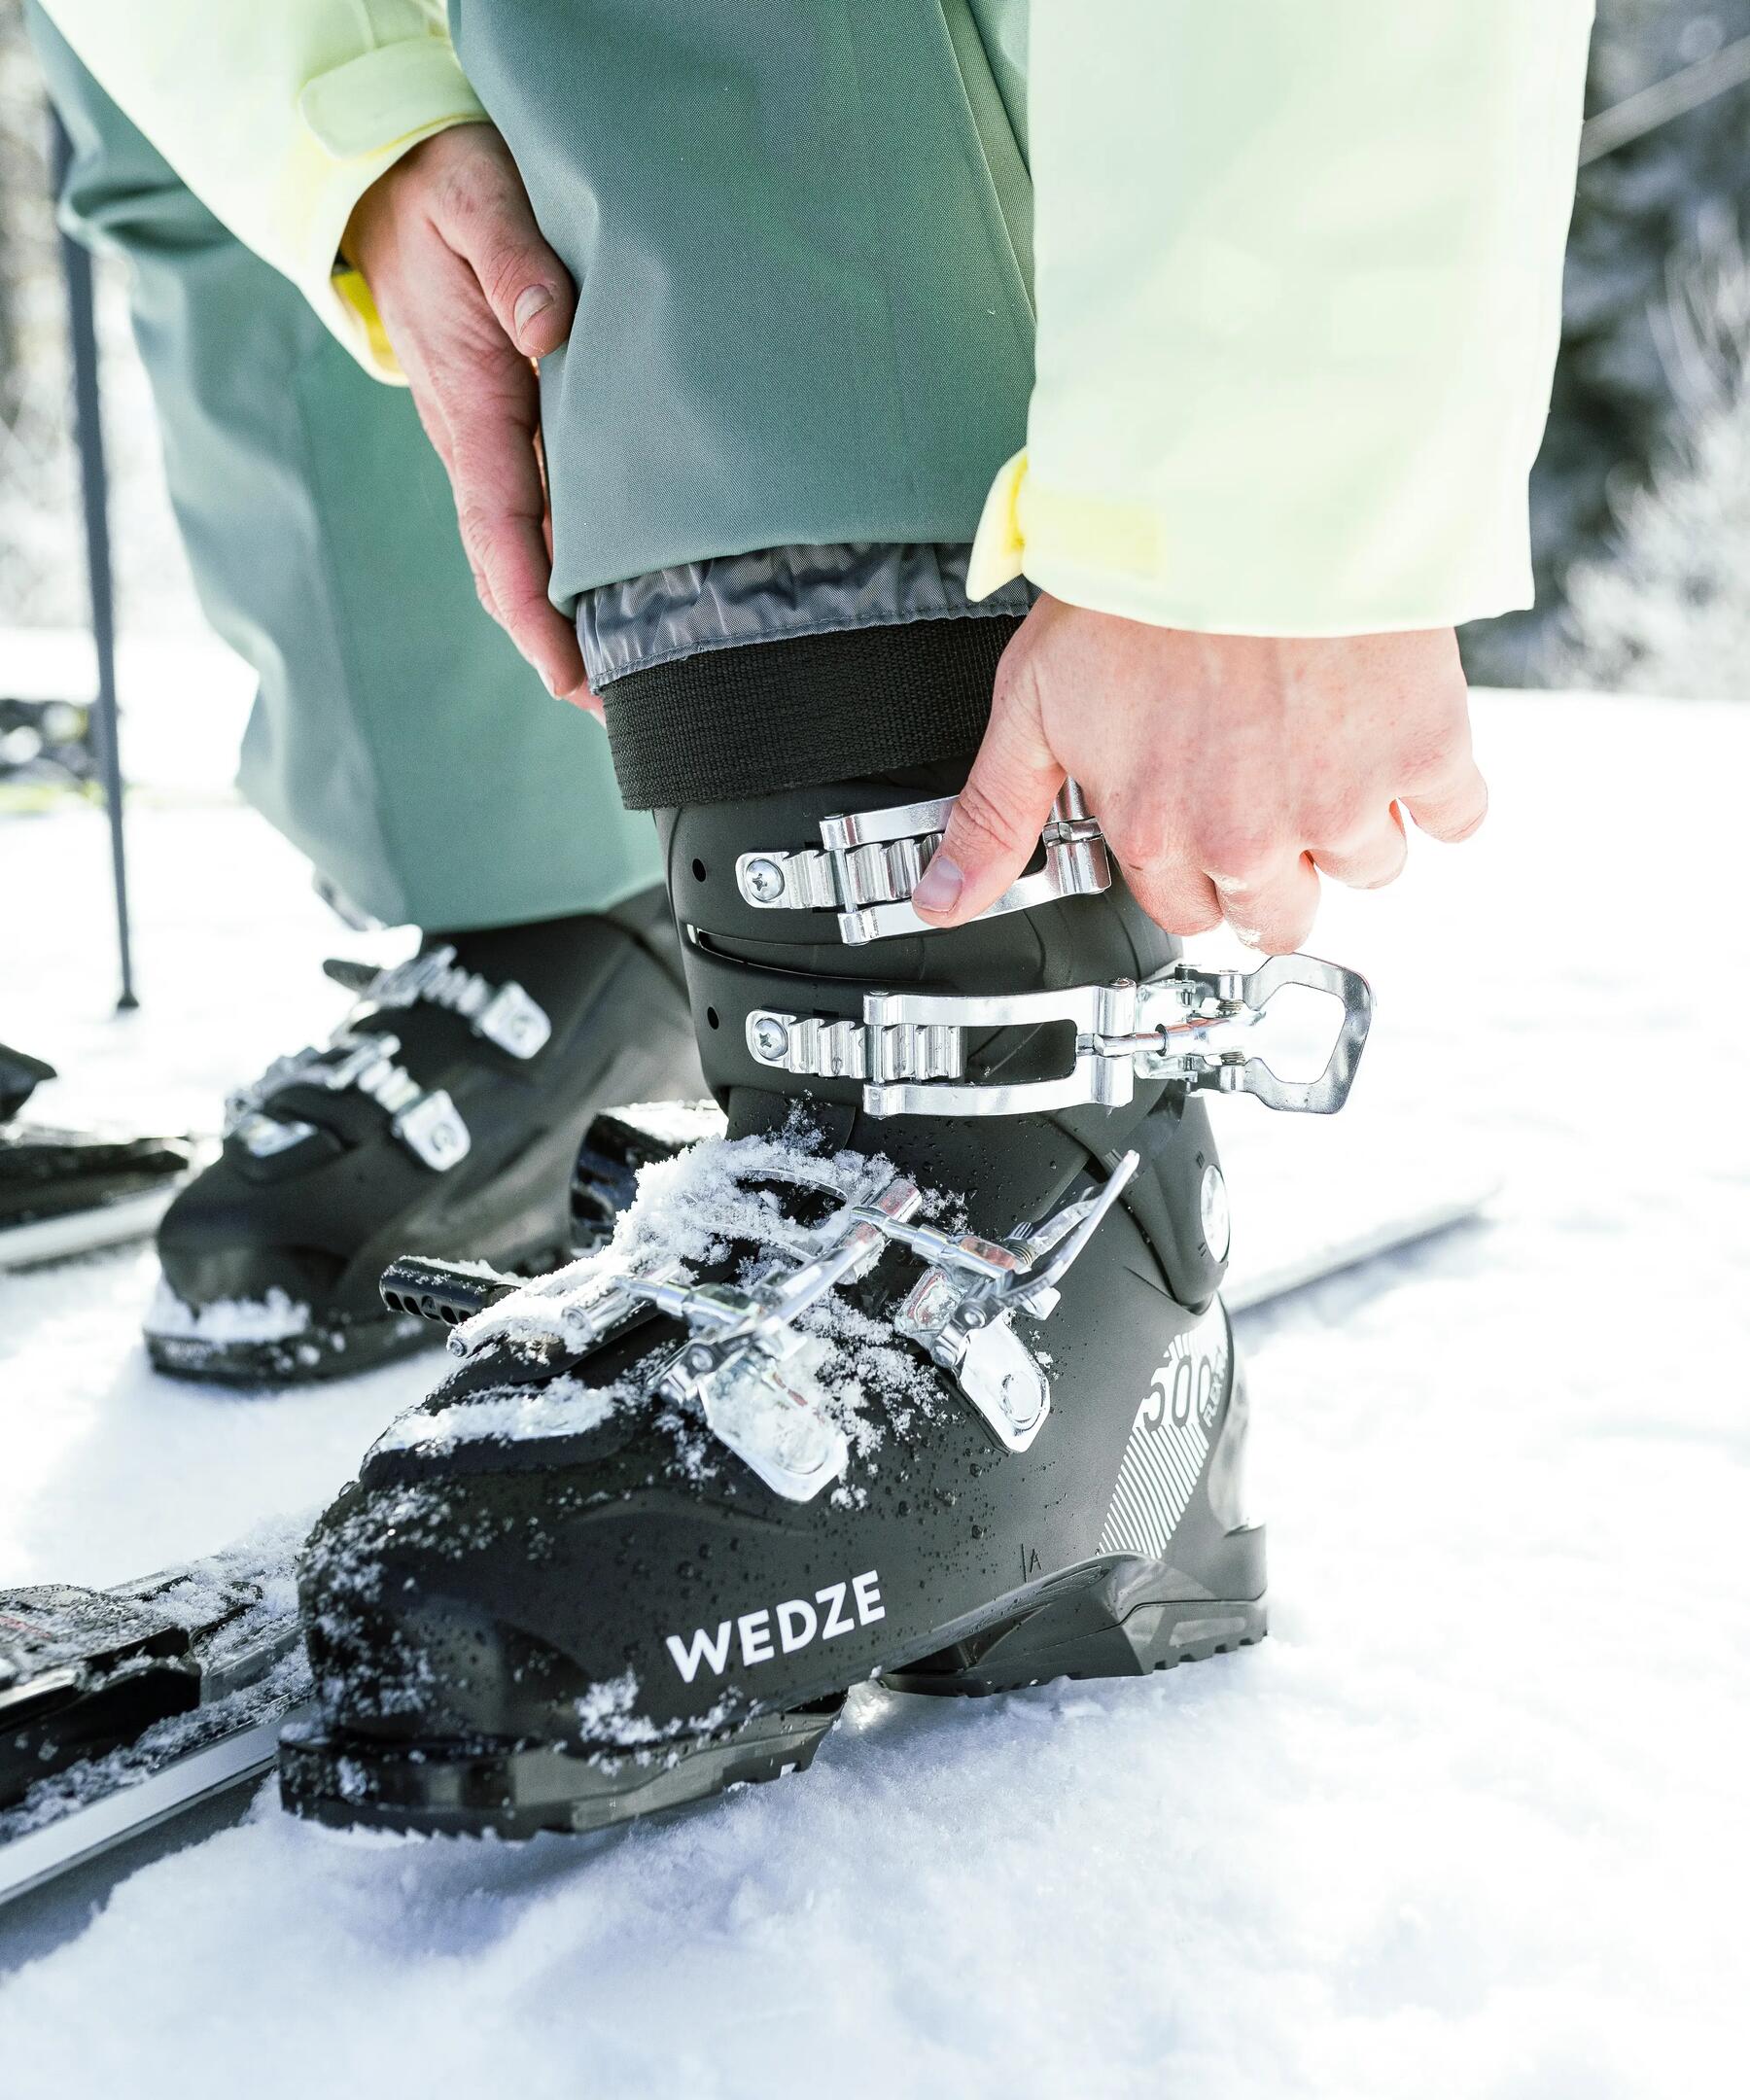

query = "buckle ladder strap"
[[364, 947, 551, 1060], [222, 946, 550, 1172], [744, 1012, 965, 1086], [225, 1030, 472, 1172], [746, 955, 1372, 1120], [736, 782, 1110, 945]]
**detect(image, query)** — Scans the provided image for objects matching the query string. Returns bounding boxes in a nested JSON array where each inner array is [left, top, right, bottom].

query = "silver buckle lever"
[[892, 1152, 1140, 1451], [737, 781, 1110, 945], [748, 955, 1371, 1119]]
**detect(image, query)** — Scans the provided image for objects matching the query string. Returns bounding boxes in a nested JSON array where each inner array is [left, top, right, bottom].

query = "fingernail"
[[514, 285, 554, 344], [911, 856, 963, 917]]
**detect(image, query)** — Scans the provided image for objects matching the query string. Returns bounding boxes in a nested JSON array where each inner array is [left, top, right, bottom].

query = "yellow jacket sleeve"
[[969, 2, 1595, 636], [37, 0, 482, 378]]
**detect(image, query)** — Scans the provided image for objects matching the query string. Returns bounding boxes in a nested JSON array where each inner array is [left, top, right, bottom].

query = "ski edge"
[[0, 1702, 307, 1910], [0, 1185, 182, 1274]]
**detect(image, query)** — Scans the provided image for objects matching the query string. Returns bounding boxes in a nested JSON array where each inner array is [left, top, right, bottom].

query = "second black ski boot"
[[144, 892, 703, 1383], [281, 764, 1370, 1835]]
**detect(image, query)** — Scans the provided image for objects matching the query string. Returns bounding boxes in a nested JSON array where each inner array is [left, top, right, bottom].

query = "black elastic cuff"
[[599, 614, 1022, 809]]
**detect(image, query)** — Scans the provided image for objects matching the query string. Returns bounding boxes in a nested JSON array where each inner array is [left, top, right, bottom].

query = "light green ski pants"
[[26, 3, 660, 932]]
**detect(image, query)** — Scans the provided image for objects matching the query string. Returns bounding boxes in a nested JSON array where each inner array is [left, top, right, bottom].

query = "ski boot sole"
[[144, 1307, 438, 1388], [278, 1554, 1265, 1839], [277, 1698, 845, 1838], [145, 1236, 575, 1388], [879, 1587, 1267, 1698]]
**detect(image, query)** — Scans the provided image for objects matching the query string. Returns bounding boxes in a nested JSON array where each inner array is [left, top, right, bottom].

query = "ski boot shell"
[[0, 1044, 195, 1270], [144, 895, 703, 1383], [283, 764, 1368, 1836]]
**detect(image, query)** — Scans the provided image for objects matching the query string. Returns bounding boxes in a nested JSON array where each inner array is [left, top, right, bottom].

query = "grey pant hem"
[[577, 541, 1034, 687]]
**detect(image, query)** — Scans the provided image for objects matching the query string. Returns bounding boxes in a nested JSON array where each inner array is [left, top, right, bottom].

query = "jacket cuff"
[[968, 451, 1535, 636], [965, 450, 1029, 601], [298, 42, 486, 380]]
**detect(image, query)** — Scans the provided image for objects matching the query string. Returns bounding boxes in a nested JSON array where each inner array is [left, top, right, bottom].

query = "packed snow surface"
[[1, 691, 1746, 2096]]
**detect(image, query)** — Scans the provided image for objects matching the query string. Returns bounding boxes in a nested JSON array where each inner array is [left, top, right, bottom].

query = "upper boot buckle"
[[736, 781, 1110, 945], [365, 947, 552, 1061]]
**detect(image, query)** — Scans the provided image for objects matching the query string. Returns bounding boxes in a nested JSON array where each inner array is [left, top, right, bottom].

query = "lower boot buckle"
[[750, 956, 1372, 1119]]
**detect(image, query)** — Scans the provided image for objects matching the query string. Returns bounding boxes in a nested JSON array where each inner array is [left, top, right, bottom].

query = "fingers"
[[445, 352, 586, 697], [1308, 803, 1409, 891], [350, 127, 580, 695], [912, 654, 1065, 926], [1209, 852, 1322, 954], [1119, 858, 1225, 939], [1403, 755, 1489, 844], [433, 131, 578, 359]]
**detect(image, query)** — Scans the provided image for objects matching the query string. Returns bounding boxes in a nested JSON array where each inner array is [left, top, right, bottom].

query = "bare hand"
[[343, 124, 593, 707], [911, 601, 1487, 952]]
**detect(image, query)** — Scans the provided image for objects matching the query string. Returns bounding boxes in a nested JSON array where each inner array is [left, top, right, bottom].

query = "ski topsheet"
[[1, 1521, 309, 1908], [1, 1111, 1492, 1910]]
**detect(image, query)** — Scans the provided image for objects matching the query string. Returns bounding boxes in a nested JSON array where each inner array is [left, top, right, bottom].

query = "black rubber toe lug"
[[144, 1306, 437, 1387]]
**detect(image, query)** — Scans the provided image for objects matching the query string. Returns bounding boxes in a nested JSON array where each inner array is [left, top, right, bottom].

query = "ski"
[[0, 1044, 196, 1273], [1225, 1184, 1494, 1314], [1, 1522, 307, 1908]]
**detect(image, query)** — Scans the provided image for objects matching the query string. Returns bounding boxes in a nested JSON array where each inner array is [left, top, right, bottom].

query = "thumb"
[[438, 149, 577, 359], [912, 665, 1066, 927]]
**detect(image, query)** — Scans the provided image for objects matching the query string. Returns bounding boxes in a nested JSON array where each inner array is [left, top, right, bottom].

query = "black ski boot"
[[144, 893, 703, 1383], [0, 1044, 194, 1270], [281, 767, 1369, 1835]]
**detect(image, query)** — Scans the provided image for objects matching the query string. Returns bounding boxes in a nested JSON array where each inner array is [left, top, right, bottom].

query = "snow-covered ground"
[[0, 682, 1745, 2096]]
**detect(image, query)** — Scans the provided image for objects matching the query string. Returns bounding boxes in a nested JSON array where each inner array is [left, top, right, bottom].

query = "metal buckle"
[[363, 948, 551, 1060], [225, 942, 549, 1171], [744, 1011, 964, 1086], [437, 1147, 1142, 1488], [736, 781, 1110, 945], [456, 1176, 923, 1502], [473, 981, 550, 1059], [227, 1031, 472, 1172], [231, 1110, 317, 1160], [748, 955, 1371, 1119], [1149, 956, 1373, 1115], [641, 1176, 922, 1500], [889, 1152, 1140, 1451], [392, 1089, 471, 1172]]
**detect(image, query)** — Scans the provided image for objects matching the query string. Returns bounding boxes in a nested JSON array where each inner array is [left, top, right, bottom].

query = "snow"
[[1, 688, 1747, 2095], [141, 1280, 312, 1344], [368, 1375, 622, 1460]]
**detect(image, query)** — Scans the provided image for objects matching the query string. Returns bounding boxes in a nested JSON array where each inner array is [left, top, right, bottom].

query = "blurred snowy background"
[[0, 0, 194, 638]]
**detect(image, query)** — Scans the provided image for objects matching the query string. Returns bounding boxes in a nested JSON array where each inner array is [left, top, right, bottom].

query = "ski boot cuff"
[[662, 767, 1372, 1132]]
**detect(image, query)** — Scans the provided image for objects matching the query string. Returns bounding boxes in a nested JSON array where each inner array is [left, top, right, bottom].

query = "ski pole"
[[50, 106, 137, 1013]]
